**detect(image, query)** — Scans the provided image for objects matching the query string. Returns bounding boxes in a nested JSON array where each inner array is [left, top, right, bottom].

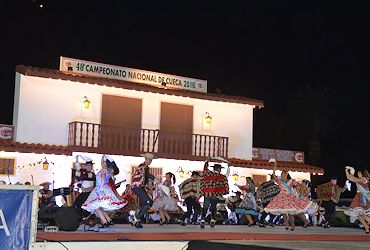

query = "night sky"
[[1, 1, 369, 188]]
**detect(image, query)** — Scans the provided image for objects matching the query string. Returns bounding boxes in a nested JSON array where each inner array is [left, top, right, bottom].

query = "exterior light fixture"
[[83, 96, 90, 109], [178, 167, 185, 178], [232, 172, 239, 182], [204, 112, 212, 124], [42, 158, 49, 170]]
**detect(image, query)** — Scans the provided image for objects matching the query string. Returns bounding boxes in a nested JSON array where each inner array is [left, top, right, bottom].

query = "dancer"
[[72, 155, 96, 217], [255, 174, 280, 227], [225, 191, 242, 224], [235, 178, 258, 226], [130, 153, 156, 228], [152, 172, 179, 224], [82, 155, 127, 227], [264, 159, 316, 230], [200, 158, 229, 229], [177, 171, 202, 226], [316, 176, 343, 228], [344, 167, 370, 234]]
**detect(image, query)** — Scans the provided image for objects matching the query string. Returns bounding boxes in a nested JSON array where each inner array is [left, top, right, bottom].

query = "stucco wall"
[[13, 74, 254, 159]]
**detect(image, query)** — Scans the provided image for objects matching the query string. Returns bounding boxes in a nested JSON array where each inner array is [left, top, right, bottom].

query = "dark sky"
[[1, 1, 369, 184]]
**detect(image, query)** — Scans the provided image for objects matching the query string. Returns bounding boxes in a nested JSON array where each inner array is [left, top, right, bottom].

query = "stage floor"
[[37, 224, 370, 242]]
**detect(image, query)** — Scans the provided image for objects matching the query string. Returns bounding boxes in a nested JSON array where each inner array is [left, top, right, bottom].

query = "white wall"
[[13, 74, 254, 159]]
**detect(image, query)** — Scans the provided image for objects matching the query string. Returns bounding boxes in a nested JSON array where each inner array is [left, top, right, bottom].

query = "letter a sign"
[[0, 209, 10, 236], [0, 189, 34, 249]]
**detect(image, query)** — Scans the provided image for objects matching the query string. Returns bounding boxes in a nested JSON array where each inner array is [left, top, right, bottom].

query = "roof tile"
[[228, 158, 324, 174], [16, 65, 264, 107]]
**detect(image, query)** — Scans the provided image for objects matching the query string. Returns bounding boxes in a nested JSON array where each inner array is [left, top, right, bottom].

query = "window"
[[0, 158, 15, 175], [252, 174, 267, 187], [130, 166, 163, 183]]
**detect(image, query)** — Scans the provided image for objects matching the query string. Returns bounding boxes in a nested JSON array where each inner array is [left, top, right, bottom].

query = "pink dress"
[[82, 169, 128, 212], [264, 177, 317, 215], [344, 177, 370, 219]]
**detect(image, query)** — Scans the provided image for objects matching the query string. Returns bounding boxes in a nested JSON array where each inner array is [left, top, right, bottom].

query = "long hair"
[[358, 169, 370, 189], [358, 169, 370, 178], [246, 176, 254, 184], [166, 172, 176, 184]]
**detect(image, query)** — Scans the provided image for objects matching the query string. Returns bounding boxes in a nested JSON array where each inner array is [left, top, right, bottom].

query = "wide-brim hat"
[[210, 156, 228, 163], [78, 155, 94, 164], [140, 153, 157, 160], [103, 155, 114, 163], [39, 181, 52, 186], [211, 163, 225, 169], [106, 159, 118, 169]]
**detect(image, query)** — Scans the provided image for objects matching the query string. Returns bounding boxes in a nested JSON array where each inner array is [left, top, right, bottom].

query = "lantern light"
[[83, 96, 90, 109], [232, 172, 239, 182], [178, 167, 185, 178], [42, 158, 49, 170], [204, 112, 212, 124]]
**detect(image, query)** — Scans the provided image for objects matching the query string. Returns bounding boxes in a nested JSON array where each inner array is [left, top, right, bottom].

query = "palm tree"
[[289, 84, 344, 164]]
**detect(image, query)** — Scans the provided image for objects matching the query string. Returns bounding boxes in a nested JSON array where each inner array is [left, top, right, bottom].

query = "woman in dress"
[[344, 167, 370, 234], [82, 156, 128, 227], [235, 177, 258, 226], [264, 159, 316, 230], [120, 184, 138, 212], [152, 172, 179, 224]]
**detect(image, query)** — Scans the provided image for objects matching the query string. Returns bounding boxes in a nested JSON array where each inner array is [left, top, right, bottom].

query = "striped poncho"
[[201, 170, 229, 197], [178, 177, 202, 199], [255, 180, 280, 207]]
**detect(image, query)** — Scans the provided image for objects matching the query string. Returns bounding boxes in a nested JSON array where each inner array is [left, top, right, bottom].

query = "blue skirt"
[[235, 208, 258, 216]]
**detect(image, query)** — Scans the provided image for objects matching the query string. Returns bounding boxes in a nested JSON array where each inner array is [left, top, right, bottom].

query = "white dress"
[[82, 169, 127, 212]]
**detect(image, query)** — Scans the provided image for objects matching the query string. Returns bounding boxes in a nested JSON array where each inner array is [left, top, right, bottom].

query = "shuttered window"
[[252, 174, 267, 187], [0, 158, 15, 175], [131, 166, 163, 183]]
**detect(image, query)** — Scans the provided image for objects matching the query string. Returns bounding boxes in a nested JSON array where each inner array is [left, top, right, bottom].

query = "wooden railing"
[[68, 121, 228, 159]]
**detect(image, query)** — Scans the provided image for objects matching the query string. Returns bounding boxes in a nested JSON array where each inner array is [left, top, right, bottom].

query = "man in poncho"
[[177, 171, 202, 226], [200, 159, 229, 228]]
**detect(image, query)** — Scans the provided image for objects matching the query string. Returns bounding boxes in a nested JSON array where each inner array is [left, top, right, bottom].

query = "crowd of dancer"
[[30, 152, 369, 234]]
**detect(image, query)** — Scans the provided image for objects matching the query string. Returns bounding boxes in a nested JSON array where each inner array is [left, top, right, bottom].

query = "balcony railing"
[[68, 121, 228, 160]]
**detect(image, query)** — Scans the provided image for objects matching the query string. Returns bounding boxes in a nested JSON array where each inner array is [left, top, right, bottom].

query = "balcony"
[[68, 121, 228, 161]]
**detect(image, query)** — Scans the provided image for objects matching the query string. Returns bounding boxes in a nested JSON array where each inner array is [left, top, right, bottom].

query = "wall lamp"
[[42, 158, 49, 171], [232, 172, 239, 182], [83, 96, 90, 109], [204, 112, 212, 124]]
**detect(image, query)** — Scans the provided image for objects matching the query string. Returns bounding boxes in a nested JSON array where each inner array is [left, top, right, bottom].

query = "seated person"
[[39, 182, 56, 209]]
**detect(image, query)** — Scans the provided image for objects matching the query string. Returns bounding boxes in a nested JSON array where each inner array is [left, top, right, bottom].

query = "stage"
[[37, 224, 370, 242]]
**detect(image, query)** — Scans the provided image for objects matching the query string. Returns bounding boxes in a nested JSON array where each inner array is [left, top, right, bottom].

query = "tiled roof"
[[16, 65, 264, 107], [0, 140, 72, 155], [228, 158, 324, 174]]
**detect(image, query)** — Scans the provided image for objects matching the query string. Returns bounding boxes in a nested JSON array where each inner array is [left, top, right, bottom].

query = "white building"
[[0, 59, 323, 204]]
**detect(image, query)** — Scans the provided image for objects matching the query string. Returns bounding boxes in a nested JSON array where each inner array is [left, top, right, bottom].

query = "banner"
[[60, 57, 207, 93], [252, 147, 305, 163], [0, 189, 33, 250], [0, 124, 14, 140]]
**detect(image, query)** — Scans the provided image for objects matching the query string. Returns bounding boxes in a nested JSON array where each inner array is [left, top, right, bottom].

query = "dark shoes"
[[100, 220, 113, 228], [177, 220, 186, 226]]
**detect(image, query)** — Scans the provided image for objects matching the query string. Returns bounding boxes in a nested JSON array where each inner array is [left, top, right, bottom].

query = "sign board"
[[0, 124, 14, 140], [0, 185, 39, 250], [59, 57, 207, 93], [252, 147, 305, 163]]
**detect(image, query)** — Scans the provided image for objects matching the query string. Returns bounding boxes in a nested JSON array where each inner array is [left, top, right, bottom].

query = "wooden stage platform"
[[36, 224, 370, 242]]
